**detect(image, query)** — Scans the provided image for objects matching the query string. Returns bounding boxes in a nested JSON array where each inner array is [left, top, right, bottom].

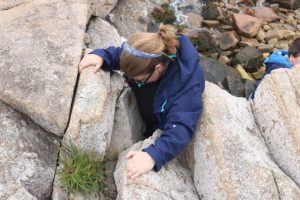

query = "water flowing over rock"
[[0, 0, 90, 136], [252, 66, 300, 187], [114, 130, 199, 200], [185, 82, 300, 200], [0, 101, 59, 200]]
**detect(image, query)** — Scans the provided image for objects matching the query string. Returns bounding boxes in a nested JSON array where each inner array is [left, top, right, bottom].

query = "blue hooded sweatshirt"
[[90, 35, 205, 171]]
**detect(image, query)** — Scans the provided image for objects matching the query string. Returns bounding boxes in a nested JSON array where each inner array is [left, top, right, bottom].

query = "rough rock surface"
[[0, 0, 90, 136], [64, 69, 124, 159], [0, 101, 59, 200], [233, 13, 262, 37], [185, 82, 300, 200], [110, 0, 160, 38], [6, 187, 37, 200], [108, 86, 145, 156], [87, 17, 123, 49], [91, 0, 118, 18], [255, 7, 280, 22], [114, 130, 199, 200], [252, 66, 300, 187]]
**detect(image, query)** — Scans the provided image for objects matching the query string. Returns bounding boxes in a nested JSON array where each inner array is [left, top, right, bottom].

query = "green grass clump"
[[151, 4, 176, 24], [57, 143, 104, 195]]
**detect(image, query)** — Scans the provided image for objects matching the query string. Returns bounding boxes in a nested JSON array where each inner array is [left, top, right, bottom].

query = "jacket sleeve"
[[89, 46, 122, 71], [143, 83, 204, 171]]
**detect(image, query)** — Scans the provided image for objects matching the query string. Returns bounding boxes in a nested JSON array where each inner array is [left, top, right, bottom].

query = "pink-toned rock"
[[264, 30, 283, 41], [240, 36, 259, 47], [215, 31, 239, 50], [255, 7, 280, 22], [232, 13, 262, 37]]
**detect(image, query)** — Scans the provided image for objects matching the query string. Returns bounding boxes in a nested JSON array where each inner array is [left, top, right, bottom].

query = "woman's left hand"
[[125, 151, 155, 179]]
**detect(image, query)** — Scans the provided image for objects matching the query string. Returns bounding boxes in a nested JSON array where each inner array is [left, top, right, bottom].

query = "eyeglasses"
[[126, 67, 156, 88]]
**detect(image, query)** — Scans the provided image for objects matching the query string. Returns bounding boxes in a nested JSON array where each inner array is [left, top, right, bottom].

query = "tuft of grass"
[[57, 143, 104, 195]]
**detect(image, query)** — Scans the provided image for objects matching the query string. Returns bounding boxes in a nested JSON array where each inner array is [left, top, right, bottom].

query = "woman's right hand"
[[79, 54, 104, 73]]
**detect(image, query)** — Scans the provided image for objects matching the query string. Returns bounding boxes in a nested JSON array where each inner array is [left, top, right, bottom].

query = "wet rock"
[[0, 0, 90, 136], [200, 57, 246, 97], [255, 7, 281, 22], [114, 130, 199, 200], [64, 69, 124, 159], [215, 31, 239, 50], [87, 17, 123, 49], [183, 29, 219, 53], [202, 2, 224, 20], [232, 46, 264, 73], [252, 67, 300, 187], [186, 81, 300, 200], [0, 101, 59, 200], [232, 13, 262, 37]]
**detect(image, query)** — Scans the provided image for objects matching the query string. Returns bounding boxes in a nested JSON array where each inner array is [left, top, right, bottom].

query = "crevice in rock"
[[271, 171, 282, 200], [0, 3, 26, 11]]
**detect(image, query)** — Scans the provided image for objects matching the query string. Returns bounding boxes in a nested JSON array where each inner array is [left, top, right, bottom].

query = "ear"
[[155, 63, 164, 74]]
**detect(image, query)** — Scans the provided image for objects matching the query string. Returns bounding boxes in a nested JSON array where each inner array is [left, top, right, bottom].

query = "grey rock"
[[114, 130, 199, 200], [64, 69, 124, 159], [110, 0, 160, 38], [108, 87, 145, 157], [232, 46, 264, 73], [7, 187, 37, 200], [0, 0, 90, 136], [87, 17, 123, 49], [185, 82, 300, 200], [91, 0, 118, 18], [0, 101, 59, 200], [252, 67, 300, 187]]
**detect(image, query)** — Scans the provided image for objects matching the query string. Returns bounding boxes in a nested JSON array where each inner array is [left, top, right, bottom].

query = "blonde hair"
[[120, 24, 179, 78]]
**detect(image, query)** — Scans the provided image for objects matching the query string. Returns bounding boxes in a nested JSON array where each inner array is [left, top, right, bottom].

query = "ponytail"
[[157, 24, 179, 54]]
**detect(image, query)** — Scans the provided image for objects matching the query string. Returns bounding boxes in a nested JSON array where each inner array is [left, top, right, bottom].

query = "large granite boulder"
[[108, 86, 145, 156], [0, 101, 59, 200], [114, 130, 199, 200], [0, 0, 90, 136], [87, 17, 123, 49], [252, 66, 300, 187], [63, 69, 124, 159], [185, 82, 300, 200]]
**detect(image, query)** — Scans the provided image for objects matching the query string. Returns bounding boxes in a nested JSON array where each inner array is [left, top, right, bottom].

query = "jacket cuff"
[[143, 146, 163, 172]]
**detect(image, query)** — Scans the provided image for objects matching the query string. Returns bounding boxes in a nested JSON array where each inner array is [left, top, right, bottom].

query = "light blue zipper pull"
[[161, 99, 167, 112]]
